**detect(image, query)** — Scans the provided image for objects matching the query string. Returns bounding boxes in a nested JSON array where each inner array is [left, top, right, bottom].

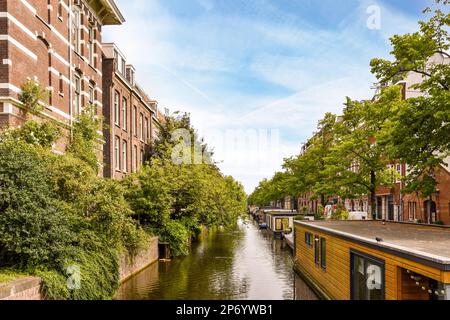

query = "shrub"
[[0, 122, 147, 300], [331, 204, 349, 220]]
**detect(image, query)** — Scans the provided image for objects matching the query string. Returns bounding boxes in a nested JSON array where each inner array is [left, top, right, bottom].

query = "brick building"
[[102, 43, 158, 179], [0, 0, 124, 172]]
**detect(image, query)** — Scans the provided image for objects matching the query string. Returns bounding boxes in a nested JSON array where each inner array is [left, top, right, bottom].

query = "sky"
[[104, 0, 428, 193]]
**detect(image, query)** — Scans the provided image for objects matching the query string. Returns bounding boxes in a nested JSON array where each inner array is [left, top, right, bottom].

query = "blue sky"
[[104, 0, 428, 193]]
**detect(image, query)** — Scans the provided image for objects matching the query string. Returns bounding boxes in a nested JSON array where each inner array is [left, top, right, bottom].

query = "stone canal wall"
[[118, 236, 159, 282], [0, 277, 42, 300]]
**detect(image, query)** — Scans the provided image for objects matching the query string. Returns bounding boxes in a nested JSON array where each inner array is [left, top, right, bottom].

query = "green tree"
[[370, 0, 450, 199], [18, 79, 49, 118], [66, 104, 103, 173]]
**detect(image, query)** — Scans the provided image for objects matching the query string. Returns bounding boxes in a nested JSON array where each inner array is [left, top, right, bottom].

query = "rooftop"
[[295, 220, 450, 267], [86, 0, 125, 25]]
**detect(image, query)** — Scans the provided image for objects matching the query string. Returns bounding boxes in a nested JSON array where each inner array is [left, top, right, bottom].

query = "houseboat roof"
[[265, 211, 299, 217], [295, 220, 450, 269]]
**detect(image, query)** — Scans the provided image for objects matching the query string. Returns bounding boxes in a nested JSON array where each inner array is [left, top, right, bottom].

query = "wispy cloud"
[[105, 0, 424, 193]]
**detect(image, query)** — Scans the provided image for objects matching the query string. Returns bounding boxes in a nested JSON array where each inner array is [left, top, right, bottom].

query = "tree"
[[18, 79, 49, 118], [66, 104, 103, 173], [125, 112, 246, 256], [324, 87, 403, 218], [370, 0, 450, 199]]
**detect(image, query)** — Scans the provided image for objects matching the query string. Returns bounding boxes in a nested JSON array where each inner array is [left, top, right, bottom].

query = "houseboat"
[[265, 211, 298, 238], [294, 220, 450, 300]]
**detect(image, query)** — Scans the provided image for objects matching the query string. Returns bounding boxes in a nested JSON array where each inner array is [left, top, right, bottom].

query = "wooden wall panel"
[[294, 224, 449, 300]]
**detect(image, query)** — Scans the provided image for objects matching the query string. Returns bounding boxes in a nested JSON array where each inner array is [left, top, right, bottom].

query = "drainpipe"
[[68, 0, 73, 140]]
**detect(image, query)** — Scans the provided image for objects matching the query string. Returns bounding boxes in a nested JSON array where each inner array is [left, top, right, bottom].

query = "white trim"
[[2, 59, 12, 65], [0, 12, 37, 40], [0, 83, 21, 93], [51, 49, 70, 67], [2, 102, 13, 113], [46, 105, 72, 121], [0, 35, 37, 60], [48, 67, 70, 84], [20, 0, 36, 15]]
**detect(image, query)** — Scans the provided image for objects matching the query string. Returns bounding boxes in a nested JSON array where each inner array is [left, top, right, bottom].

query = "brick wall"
[[118, 236, 159, 282]]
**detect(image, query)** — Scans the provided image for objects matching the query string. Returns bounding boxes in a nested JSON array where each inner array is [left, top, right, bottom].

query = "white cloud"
[[106, 0, 421, 193]]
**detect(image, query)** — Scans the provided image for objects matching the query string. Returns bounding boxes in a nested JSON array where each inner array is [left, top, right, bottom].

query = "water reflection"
[[115, 220, 318, 300]]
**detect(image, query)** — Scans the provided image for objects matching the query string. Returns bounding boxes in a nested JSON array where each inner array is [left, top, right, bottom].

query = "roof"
[[265, 211, 298, 217], [295, 220, 450, 269], [85, 0, 125, 25]]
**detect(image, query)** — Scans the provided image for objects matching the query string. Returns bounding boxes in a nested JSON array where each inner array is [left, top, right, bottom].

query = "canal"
[[115, 219, 318, 300]]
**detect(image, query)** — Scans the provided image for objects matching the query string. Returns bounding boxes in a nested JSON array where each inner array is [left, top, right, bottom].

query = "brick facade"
[[102, 43, 158, 179], [0, 0, 124, 174]]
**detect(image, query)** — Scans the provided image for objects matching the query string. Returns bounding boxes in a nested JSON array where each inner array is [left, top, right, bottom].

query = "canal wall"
[[118, 236, 159, 282], [0, 237, 159, 300], [0, 277, 42, 300]]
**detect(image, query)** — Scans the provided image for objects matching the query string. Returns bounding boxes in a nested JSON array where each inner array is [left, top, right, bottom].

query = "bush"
[[331, 204, 349, 220], [0, 122, 147, 300]]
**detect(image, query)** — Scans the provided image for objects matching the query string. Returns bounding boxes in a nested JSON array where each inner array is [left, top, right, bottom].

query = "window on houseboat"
[[275, 218, 282, 231], [351, 252, 384, 300], [305, 232, 313, 247], [314, 236, 320, 265], [320, 238, 326, 269]]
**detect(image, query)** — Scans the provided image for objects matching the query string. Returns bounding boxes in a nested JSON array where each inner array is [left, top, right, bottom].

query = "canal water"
[[115, 219, 318, 300]]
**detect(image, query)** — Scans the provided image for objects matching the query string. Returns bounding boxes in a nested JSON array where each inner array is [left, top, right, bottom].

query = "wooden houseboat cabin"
[[265, 211, 298, 237], [294, 220, 450, 300]]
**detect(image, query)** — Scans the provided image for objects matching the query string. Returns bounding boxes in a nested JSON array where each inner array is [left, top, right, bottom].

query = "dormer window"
[[118, 57, 126, 75], [114, 50, 119, 71]]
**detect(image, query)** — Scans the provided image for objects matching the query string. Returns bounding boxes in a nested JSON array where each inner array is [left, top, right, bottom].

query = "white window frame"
[[122, 97, 127, 131], [115, 136, 120, 171], [114, 91, 120, 126], [74, 73, 81, 115], [72, 6, 81, 54], [139, 113, 144, 141], [122, 140, 127, 173], [88, 25, 94, 66]]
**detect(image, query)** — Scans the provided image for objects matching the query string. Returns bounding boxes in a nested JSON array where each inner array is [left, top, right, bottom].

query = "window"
[[89, 84, 94, 105], [59, 73, 64, 95], [122, 140, 127, 173], [320, 238, 326, 269], [314, 236, 320, 265], [114, 136, 120, 171], [351, 251, 385, 300], [122, 98, 127, 130], [132, 145, 137, 172], [88, 26, 94, 65], [130, 70, 134, 85], [140, 149, 144, 165], [114, 50, 119, 72], [114, 91, 120, 126], [72, 6, 81, 53], [133, 106, 137, 136], [74, 73, 81, 115], [121, 58, 126, 75], [145, 117, 149, 141], [408, 202, 417, 221], [139, 113, 144, 141], [305, 232, 313, 247], [57, 1, 63, 19]]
